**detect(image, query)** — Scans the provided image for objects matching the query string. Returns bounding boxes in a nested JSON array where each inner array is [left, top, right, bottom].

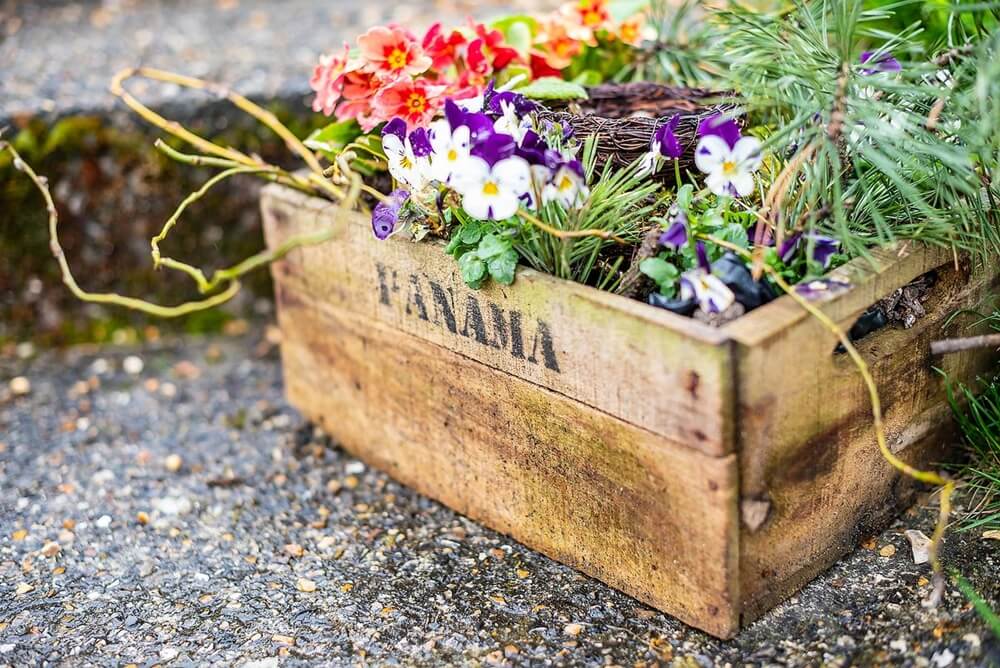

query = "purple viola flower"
[[408, 127, 433, 159], [652, 114, 683, 159], [778, 232, 802, 263], [808, 234, 840, 268], [860, 51, 902, 75], [658, 209, 688, 249], [794, 278, 851, 300], [371, 189, 409, 241], [697, 113, 742, 150], [444, 99, 495, 143], [488, 90, 539, 117], [695, 240, 711, 271], [515, 131, 562, 169], [471, 131, 517, 166], [382, 117, 407, 142]]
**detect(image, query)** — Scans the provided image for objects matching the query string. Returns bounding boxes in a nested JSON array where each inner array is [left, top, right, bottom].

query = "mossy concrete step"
[[0, 0, 537, 344]]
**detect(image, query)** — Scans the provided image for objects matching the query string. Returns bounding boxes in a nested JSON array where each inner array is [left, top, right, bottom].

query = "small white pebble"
[[164, 453, 183, 473], [345, 461, 366, 475], [932, 648, 955, 667], [95, 515, 112, 529], [122, 355, 144, 375], [9, 376, 31, 396], [90, 358, 110, 375], [160, 647, 179, 661], [15, 342, 35, 359]]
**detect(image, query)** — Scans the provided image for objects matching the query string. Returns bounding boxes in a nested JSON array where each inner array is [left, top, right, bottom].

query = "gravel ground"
[[1, 328, 998, 667]]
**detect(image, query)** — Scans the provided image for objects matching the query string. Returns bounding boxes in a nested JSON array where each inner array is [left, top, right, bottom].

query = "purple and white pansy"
[[382, 119, 432, 191], [694, 114, 762, 198], [374, 86, 593, 232], [371, 189, 410, 240], [639, 113, 684, 176], [679, 242, 736, 314], [778, 231, 840, 268]]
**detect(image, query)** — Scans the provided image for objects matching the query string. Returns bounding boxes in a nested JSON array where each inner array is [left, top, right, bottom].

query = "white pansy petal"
[[451, 157, 491, 196], [461, 191, 492, 220], [493, 157, 532, 196], [382, 134, 404, 158], [490, 191, 521, 220], [637, 150, 659, 177], [729, 171, 755, 197], [694, 135, 730, 174], [451, 125, 470, 151], [731, 136, 762, 170], [704, 171, 732, 198], [429, 120, 452, 151], [704, 275, 736, 312]]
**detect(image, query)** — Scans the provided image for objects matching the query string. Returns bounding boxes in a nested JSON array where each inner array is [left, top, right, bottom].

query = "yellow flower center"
[[583, 10, 603, 26], [387, 48, 408, 70], [721, 160, 737, 175], [406, 93, 427, 112], [558, 175, 574, 191], [482, 181, 500, 196], [447, 148, 458, 161], [400, 156, 413, 170]]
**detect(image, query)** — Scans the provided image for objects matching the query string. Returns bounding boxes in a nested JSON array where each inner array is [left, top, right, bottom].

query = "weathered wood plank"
[[727, 247, 1000, 619], [261, 184, 736, 457], [272, 278, 742, 638]]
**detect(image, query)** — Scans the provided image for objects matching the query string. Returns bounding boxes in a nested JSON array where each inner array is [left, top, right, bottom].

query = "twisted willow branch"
[[110, 67, 343, 201], [2, 141, 362, 318], [703, 233, 955, 605]]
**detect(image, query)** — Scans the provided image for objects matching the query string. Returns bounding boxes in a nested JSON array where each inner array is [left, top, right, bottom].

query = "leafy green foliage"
[[303, 119, 363, 160], [518, 77, 589, 100], [639, 257, 680, 296], [616, 0, 728, 85], [710, 0, 1000, 262], [445, 218, 519, 288], [513, 137, 660, 288]]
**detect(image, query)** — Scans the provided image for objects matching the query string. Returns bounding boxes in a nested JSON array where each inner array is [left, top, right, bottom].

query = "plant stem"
[[518, 208, 630, 244]]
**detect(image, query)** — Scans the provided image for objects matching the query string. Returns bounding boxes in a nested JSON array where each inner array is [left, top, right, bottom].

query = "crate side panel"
[[261, 185, 735, 457], [734, 249, 1000, 619], [273, 278, 741, 638]]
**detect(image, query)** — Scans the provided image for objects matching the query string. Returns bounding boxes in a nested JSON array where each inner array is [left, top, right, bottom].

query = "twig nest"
[[537, 82, 737, 181]]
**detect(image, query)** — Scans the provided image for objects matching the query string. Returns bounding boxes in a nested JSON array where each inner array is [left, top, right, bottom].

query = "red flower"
[[332, 68, 384, 131], [358, 25, 432, 79], [372, 79, 446, 130], [467, 22, 520, 74], [309, 43, 352, 116], [529, 52, 565, 79], [422, 22, 468, 71]]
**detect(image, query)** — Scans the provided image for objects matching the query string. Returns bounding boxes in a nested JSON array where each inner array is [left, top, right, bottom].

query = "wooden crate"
[[261, 184, 1000, 638]]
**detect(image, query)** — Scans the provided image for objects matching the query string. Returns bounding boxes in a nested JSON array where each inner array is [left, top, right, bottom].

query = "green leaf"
[[572, 70, 604, 86], [303, 119, 362, 159], [488, 249, 518, 285], [720, 222, 749, 249], [460, 222, 484, 245], [496, 17, 535, 58], [458, 251, 487, 288], [676, 184, 694, 210], [445, 228, 465, 256], [639, 257, 679, 285], [517, 77, 589, 100], [476, 233, 511, 260]]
